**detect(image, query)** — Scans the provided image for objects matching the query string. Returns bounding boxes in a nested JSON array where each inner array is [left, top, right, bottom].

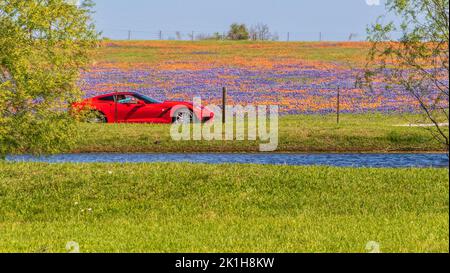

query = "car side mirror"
[[137, 100, 145, 105]]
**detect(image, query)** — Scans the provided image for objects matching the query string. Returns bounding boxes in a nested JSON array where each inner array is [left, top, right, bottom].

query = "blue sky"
[[92, 0, 394, 41]]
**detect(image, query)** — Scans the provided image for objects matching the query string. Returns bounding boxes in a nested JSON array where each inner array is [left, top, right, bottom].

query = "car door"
[[129, 95, 168, 122], [115, 94, 141, 122], [114, 94, 167, 123]]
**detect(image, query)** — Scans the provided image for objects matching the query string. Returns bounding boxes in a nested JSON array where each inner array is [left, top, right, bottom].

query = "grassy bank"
[[0, 162, 448, 253], [72, 114, 448, 153]]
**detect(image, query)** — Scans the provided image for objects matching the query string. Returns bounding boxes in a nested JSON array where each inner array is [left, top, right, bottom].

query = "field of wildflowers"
[[81, 41, 446, 114]]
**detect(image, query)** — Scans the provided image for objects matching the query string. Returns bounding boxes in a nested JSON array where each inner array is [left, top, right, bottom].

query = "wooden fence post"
[[337, 87, 340, 124], [222, 87, 227, 124]]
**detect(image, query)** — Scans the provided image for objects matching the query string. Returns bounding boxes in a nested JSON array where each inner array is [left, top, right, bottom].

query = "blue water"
[[6, 153, 449, 168]]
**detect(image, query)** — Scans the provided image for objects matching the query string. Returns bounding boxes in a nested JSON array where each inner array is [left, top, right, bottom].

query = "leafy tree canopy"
[[366, 0, 449, 149], [227, 23, 249, 40], [0, 0, 98, 156]]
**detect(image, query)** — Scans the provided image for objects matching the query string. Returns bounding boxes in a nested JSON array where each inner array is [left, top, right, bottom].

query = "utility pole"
[[287, 32, 290, 42], [319, 32, 322, 42], [159, 30, 162, 40], [128, 30, 131, 40], [192, 31, 195, 41]]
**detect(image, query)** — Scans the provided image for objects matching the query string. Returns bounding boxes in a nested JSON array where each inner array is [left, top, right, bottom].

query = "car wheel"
[[173, 108, 193, 124], [87, 111, 107, 123]]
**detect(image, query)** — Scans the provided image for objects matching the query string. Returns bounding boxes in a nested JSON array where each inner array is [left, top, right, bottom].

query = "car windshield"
[[133, 94, 161, 104]]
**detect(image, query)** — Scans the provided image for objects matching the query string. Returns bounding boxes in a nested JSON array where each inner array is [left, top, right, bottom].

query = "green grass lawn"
[[0, 162, 448, 253], [1, 42, 447, 254], [72, 113, 448, 153]]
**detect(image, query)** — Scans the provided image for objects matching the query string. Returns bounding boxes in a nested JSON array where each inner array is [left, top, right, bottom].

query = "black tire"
[[86, 111, 107, 123], [172, 108, 195, 124]]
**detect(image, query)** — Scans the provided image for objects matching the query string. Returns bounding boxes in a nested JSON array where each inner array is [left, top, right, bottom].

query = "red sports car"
[[72, 92, 214, 124]]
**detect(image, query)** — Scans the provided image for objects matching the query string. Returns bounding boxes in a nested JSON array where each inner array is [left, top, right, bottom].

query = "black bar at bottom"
[[0, 253, 448, 272]]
